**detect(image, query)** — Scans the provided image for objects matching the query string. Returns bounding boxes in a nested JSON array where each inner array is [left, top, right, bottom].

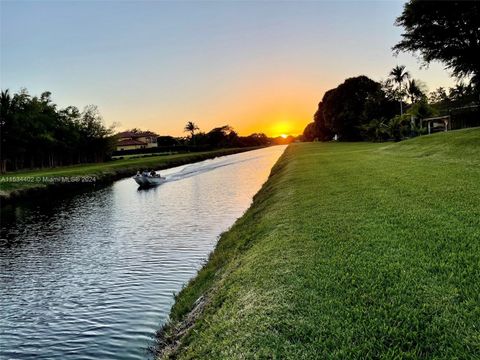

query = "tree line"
[[0, 88, 282, 173], [0, 89, 115, 172], [152, 122, 283, 152], [120, 123, 276, 156], [181, 122, 273, 148], [303, 0, 480, 142], [303, 70, 479, 143]]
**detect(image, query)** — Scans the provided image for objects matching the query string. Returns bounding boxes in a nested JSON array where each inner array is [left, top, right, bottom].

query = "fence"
[[447, 104, 480, 130]]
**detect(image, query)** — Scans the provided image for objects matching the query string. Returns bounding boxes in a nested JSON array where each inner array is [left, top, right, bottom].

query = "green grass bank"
[[157, 128, 480, 359], [0, 147, 259, 204]]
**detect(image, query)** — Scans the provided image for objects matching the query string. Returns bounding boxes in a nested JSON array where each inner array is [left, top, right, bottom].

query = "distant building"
[[116, 131, 159, 151], [420, 116, 450, 134]]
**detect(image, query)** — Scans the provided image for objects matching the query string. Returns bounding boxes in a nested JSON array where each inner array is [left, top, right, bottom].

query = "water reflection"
[[0, 146, 286, 360]]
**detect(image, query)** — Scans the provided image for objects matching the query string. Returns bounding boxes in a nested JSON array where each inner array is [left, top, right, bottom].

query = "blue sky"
[[1, 0, 455, 136]]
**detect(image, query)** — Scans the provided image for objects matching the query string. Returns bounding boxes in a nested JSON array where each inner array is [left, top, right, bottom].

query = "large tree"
[[206, 125, 238, 148], [394, 1, 480, 86], [302, 122, 319, 142], [321, 76, 396, 140], [305, 76, 397, 141], [311, 100, 334, 141]]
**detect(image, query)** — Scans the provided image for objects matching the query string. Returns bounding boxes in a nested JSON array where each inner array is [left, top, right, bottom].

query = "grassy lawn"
[[0, 148, 255, 194], [159, 128, 480, 359]]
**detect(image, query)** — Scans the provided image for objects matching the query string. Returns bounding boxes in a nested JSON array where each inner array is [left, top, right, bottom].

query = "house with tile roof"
[[115, 130, 159, 151]]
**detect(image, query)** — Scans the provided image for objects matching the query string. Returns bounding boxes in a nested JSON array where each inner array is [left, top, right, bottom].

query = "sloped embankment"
[[157, 128, 480, 359]]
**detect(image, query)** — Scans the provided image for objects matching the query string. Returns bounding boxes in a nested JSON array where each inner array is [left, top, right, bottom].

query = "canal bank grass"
[[157, 128, 480, 359], [0, 148, 258, 202]]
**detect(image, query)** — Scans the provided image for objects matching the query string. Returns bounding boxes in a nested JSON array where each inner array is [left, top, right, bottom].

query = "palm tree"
[[0, 89, 12, 120], [184, 121, 199, 145], [406, 79, 424, 104], [389, 65, 410, 115]]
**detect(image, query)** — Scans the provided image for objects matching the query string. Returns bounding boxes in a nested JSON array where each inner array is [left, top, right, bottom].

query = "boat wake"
[[164, 154, 262, 182]]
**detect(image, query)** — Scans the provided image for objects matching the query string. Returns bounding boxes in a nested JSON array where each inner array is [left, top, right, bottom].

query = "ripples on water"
[[0, 146, 286, 360]]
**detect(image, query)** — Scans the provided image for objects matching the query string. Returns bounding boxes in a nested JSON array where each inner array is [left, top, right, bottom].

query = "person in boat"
[[136, 171, 141, 176], [150, 170, 157, 177]]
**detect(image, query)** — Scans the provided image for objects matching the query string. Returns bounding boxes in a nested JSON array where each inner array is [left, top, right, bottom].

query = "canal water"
[[0, 146, 286, 360]]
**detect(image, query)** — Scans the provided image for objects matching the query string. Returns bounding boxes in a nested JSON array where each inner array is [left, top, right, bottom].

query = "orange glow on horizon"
[[116, 114, 310, 138], [236, 112, 309, 138], [117, 118, 308, 138], [111, 72, 317, 138]]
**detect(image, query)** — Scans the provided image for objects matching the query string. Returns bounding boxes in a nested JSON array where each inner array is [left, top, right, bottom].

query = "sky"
[[1, 0, 456, 137]]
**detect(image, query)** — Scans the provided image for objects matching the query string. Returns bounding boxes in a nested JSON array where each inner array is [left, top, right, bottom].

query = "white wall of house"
[[137, 136, 157, 147], [116, 144, 146, 151]]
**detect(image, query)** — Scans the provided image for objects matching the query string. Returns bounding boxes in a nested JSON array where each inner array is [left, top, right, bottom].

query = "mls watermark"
[[0, 176, 97, 184]]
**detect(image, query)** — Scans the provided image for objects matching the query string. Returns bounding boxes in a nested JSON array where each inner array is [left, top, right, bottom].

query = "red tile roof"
[[117, 131, 159, 139], [117, 131, 136, 138], [117, 139, 147, 146]]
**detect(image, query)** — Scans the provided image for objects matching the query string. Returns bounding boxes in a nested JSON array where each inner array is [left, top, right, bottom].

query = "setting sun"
[[268, 121, 299, 138]]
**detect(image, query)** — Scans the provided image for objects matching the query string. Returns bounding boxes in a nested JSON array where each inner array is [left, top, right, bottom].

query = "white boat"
[[133, 171, 166, 187]]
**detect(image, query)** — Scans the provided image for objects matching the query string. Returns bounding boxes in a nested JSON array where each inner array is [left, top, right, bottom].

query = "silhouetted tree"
[[184, 121, 199, 145], [206, 125, 237, 148], [0, 88, 114, 172], [157, 136, 179, 147], [394, 1, 480, 86], [389, 65, 410, 114], [406, 79, 424, 104], [429, 87, 449, 105], [238, 133, 270, 147], [322, 76, 396, 140], [302, 122, 319, 141], [306, 76, 397, 141], [0, 89, 13, 172], [429, 82, 479, 119], [312, 101, 334, 141]]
